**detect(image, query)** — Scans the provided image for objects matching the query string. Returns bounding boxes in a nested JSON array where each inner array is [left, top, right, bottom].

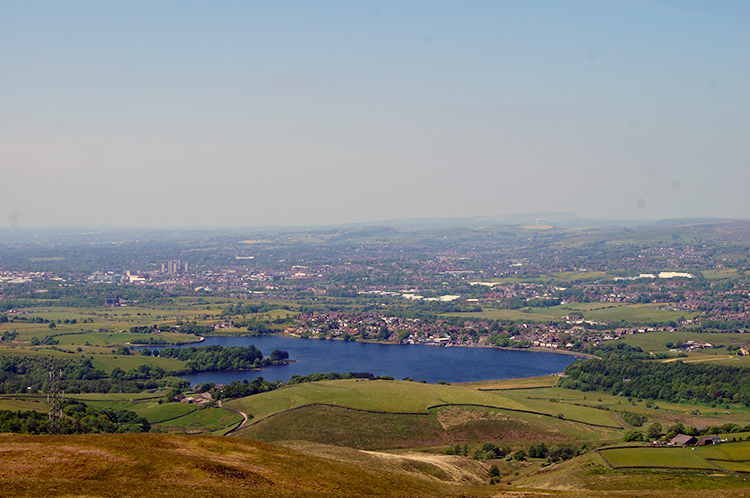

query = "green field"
[[606, 330, 750, 353], [599, 441, 750, 474], [0, 397, 50, 412], [227, 378, 750, 435], [239, 404, 442, 449], [67, 392, 161, 402], [226, 379, 539, 424], [225, 378, 628, 450], [562, 303, 698, 323], [600, 446, 717, 469], [710, 460, 750, 472], [0, 348, 188, 373], [458, 375, 560, 390], [699, 442, 750, 460], [469, 271, 611, 286], [70, 396, 197, 424], [56, 331, 196, 347], [154, 406, 243, 434], [446, 302, 699, 324], [88, 353, 186, 372], [237, 402, 622, 450], [510, 387, 750, 429], [701, 269, 742, 280]]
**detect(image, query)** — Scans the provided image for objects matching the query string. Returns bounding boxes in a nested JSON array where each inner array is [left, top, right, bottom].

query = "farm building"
[[670, 435, 697, 447], [698, 436, 722, 445]]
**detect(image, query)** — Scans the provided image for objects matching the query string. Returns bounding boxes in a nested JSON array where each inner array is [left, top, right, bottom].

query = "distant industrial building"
[[88, 272, 121, 283], [103, 296, 121, 307], [162, 260, 188, 274]]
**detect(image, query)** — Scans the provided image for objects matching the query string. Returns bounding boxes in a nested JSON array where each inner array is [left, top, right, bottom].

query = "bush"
[[488, 464, 500, 478], [528, 442, 548, 458], [621, 411, 647, 427], [622, 429, 644, 442]]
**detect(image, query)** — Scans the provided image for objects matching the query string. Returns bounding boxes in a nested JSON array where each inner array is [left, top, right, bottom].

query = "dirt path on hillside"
[[359, 449, 488, 484], [280, 441, 488, 485], [218, 401, 248, 435]]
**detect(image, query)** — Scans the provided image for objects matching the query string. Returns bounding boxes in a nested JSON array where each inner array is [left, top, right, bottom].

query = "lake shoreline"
[[155, 334, 577, 385], [202, 331, 595, 360]]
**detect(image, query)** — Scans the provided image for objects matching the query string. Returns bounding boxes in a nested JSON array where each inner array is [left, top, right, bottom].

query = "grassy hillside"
[[226, 379, 626, 449], [598, 441, 750, 473], [226, 378, 621, 427], [516, 451, 750, 494]]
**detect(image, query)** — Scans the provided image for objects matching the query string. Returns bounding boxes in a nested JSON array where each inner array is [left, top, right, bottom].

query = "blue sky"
[[1, 1, 748, 228]]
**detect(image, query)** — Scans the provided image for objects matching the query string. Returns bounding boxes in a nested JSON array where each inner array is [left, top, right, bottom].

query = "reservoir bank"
[[138, 335, 578, 385]]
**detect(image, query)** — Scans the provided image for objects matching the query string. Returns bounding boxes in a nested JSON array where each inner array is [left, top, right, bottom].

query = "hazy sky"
[[1, 1, 748, 228]]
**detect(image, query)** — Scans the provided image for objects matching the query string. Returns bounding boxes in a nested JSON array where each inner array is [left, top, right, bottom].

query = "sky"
[[1, 1, 748, 228]]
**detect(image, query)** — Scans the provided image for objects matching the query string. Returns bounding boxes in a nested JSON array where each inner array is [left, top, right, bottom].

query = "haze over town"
[[1, 1, 748, 228]]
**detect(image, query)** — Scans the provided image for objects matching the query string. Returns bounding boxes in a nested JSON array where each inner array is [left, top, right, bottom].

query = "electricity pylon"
[[47, 366, 63, 435]]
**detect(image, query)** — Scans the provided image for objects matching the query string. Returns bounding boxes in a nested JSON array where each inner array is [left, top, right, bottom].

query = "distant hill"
[[369, 214, 745, 230]]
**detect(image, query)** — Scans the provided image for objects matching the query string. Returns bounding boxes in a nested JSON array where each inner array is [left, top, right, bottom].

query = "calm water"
[[140, 336, 577, 386]]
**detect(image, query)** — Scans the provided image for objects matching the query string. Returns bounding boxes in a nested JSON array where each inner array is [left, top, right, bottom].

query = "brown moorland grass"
[[1, 434, 749, 497], [0, 433, 494, 498], [279, 440, 491, 485]]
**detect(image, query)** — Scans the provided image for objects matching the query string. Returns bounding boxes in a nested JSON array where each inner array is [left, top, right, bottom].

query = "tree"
[[269, 350, 289, 362], [622, 429, 644, 442], [646, 422, 662, 440], [528, 442, 548, 458], [378, 325, 390, 340]]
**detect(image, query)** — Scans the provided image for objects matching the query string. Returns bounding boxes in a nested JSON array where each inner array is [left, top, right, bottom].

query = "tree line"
[[560, 358, 750, 406], [0, 399, 149, 435], [154, 345, 288, 374]]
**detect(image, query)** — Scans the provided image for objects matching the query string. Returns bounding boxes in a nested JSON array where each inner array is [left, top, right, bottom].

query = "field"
[[607, 330, 750, 353], [0, 396, 50, 412], [470, 271, 610, 286], [235, 402, 626, 450], [226, 378, 622, 428], [228, 378, 750, 451], [223, 379, 634, 450], [600, 330, 750, 367], [600, 447, 717, 470], [458, 375, 560, 390], [61, 393, 246, 434], [0, 298, 302, 377], [155, 406, 242, 434], [505, 386, 750, 431], [446, 302, 700, 324], [598, 441, 750, 474]]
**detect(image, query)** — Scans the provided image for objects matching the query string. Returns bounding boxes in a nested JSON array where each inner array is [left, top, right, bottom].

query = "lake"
[[140, 336, 577, 386]]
